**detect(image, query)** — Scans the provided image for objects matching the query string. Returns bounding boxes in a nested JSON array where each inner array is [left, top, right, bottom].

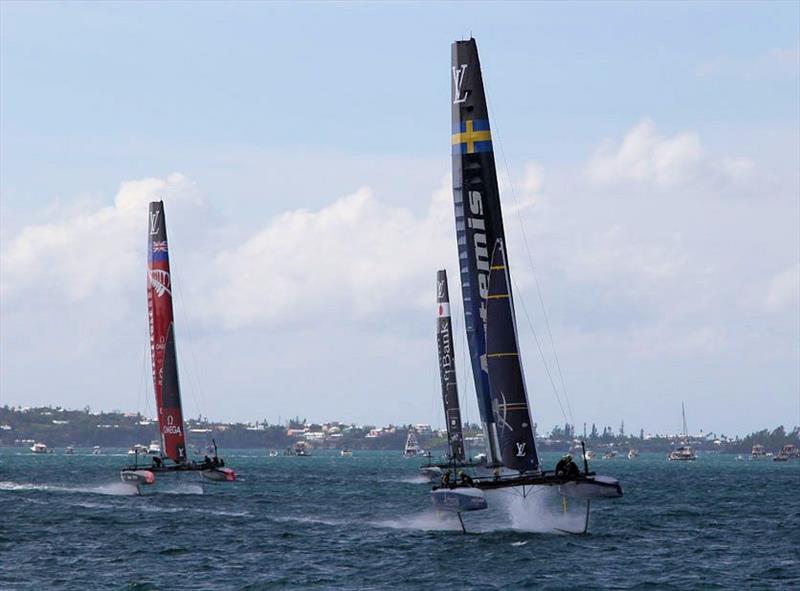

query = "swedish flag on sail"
[[452, 119, 493, 154]]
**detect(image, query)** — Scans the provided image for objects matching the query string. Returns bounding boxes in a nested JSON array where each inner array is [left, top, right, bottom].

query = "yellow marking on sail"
[[490, 265, 506, 270], [487, 294, 509, 299], [487, 352, 519, 358], [451, 120, 492, 154]]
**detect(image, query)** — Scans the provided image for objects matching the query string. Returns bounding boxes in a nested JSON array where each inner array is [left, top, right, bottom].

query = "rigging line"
[[483, 87, 575, 426], [168, 242, 208, 422], [454, 279, 474, 454], [510, 270, 569, 425]]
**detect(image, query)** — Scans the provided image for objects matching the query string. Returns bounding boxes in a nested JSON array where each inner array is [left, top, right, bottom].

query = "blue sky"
[[1, 2, 798, 436]]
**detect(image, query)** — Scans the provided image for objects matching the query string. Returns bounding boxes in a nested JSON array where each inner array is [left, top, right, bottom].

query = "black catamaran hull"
[[430, 487, 488, 512]]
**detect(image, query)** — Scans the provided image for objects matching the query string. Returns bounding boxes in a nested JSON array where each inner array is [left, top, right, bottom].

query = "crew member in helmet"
[[555, 454, 580, 477]]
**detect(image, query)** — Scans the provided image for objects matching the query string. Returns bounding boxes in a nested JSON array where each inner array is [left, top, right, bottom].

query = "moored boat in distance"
[[286, 441, 311, 456], [30, 442, 48, 454], [773, 444, 798, 462], [627, 449, 639, 459], [602, 450, 619, 460], [667, 403, 696, 461], [268, 449, 279, 457], [92, 446, 104, 455], [403, 430, 423, 458], [128, 443, 148, 455], [668, 445, 697, 461], [64, 445, 75, 455], [119, 201, 235, 492], [749, 443, 772, 460], [340, 448, 353, 457]]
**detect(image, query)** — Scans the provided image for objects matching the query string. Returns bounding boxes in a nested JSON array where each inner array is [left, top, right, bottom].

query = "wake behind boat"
[[429, 38, 622, 533], [119, 201, 235, 493]]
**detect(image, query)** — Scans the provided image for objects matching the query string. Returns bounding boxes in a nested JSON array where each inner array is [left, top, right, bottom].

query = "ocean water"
[[1, 448, 798, 590]]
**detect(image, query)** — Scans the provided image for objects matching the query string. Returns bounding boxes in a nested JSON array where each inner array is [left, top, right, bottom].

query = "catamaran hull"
[[430, 487, 488, 512], [558, 475, 623, 500], [200, 467, 236, 482], [120, 470, 156, 486], [419, 466, 443, 481], [119, 467, 236, 494]]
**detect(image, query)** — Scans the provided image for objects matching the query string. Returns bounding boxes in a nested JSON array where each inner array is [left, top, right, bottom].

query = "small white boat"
[[668, 403, 697, 461], [773, 444, 798, 462], [667, 445, 696, 461], [340, 448, 353, 457], [30, 442, 48, 454], [128, 443, 148, 455], [602, 450, 618, 460], [64, 446, 75, 455], [147, 441, 161, 456], [268, 449, 279, 457], [92, 446, 104, 455], [749, 443, 772, 460], [402, 430, 424, 458], [627, 449, 639, 459], [290, 441, 311, 456]]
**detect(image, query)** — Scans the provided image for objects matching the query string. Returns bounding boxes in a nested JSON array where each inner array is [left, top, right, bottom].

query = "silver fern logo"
[[149, 269, 171, 297]]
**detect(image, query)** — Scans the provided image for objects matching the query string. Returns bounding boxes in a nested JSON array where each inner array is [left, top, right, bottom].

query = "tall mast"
[[681, 402, 688, 442], [147, 201, 187, 464], [451, 38, 507, 466], [436, 270, 466, 462]]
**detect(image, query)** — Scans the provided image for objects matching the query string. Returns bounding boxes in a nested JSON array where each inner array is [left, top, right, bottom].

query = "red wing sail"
[[147, 201, 187, 464]]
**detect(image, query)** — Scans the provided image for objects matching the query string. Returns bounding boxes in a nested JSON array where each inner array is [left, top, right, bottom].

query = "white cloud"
[[0, 173, 201, 302], [586, 119, 753, 188], [200, 183, 454, 329], [1, 173, 456, 332]]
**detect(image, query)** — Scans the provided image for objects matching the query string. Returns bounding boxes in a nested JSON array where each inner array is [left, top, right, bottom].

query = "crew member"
[[441, 471, 452, 488], [555, 454, 580, 477], [458, 470, 474, 486]]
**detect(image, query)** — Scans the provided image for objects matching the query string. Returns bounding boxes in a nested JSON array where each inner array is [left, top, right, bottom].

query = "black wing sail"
[[451, 38, 508, 465], [436, 270, 466, 463], [486, 239, 539, 473]]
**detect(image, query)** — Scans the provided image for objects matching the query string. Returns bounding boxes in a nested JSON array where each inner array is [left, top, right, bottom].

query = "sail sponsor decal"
[[162, 413, 183, 436], [452, 119, 493, 154], [150, 240, 169, 262], [452, 64, 469, 104], [149, 269, 171, 297], [149, 210, 161, 235], [436, 269, 466, 462], [466, 189, 490, 373]]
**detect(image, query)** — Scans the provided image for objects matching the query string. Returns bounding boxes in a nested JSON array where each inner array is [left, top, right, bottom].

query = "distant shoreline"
[[3, 405, 797, 456]]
